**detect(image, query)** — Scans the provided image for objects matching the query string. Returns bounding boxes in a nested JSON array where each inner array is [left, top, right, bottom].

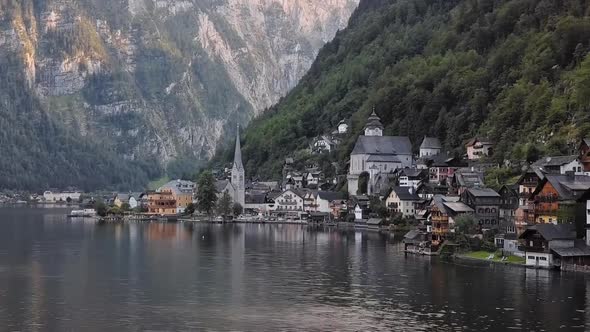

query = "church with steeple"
[[347, 110, 413, 195], [231, 125, 246, 206]]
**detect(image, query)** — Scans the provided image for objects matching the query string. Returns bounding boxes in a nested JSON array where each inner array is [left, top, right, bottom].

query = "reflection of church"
[[347, 111, 413, 195]]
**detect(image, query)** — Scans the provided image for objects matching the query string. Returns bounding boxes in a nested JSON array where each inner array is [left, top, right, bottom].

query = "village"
[[24, 112, 590, 273]]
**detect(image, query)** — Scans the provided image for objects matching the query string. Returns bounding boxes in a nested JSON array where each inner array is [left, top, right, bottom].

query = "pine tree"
[[197, 170, 217, 215]]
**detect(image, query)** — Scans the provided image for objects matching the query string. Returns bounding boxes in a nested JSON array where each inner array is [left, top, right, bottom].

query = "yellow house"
[[158, 180, 196, 213]]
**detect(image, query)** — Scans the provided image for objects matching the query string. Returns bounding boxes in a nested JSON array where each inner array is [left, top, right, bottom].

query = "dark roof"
[[465, 137, 492, 147], [399, 168, 424, 178], [215, 180, 232, 193], [535, 174, 590, 200], [351, 136, 412, 156], [245, 193, 266, 204], [552, 240, 590, 257], [532, 155, 577, 168], [454, 170, 484, 187], [317, 191, 347, 201], [467, 187, 500, 198], [391, 186, 420, 201], [367, 155, 401, 163], [519, 224, 576, 241], [367, 218, 383, 225], [420, 137, 442, 150], [364, 111, 384, 130], [404, 229, 421, 240]]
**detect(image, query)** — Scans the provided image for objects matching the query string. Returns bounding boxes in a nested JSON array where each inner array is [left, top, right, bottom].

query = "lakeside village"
[[13, 112, 590, 273]]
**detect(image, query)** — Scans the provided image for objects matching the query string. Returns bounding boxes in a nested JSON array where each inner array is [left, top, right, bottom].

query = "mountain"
[[235, 0, 590, 180], [0, 0, 358, 190]]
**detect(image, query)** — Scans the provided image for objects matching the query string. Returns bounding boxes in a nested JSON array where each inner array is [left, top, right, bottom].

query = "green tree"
[[217, 191, 232, 219], [185, 202, 196, 216], [454, 214, 476, 235], [197, 170, 217, 215], [94, 200, 108, 217], [120, 202, 131, 211], [232, 202, 243, 216], [369, 196, 388, 219]]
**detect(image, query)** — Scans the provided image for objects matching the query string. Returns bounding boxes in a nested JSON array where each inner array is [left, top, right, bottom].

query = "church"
[[218, 126, 246, 206], [347, 111, 413, 195]]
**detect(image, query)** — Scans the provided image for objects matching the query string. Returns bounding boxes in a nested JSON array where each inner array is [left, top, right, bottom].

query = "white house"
[[316, 191, 347, 213], [386, 186, 420, 217], [465, 138, 493, 160], [519, 224, 576, 268], [273, 190, 305, 217], [43, 191, 81, 203], [419, 136, 442, 158], [337, 120, 349, 134], [354, 204, 364, 221], [312, 136, 337, 154]]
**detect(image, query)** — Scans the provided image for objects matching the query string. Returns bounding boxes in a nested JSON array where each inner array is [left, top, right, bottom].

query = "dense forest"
[[226, 0, 590, 180], [0, 55, 161, 191]]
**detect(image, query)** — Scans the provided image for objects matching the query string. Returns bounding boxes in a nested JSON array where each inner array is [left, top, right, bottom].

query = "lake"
[[0, 207, 589, 331]]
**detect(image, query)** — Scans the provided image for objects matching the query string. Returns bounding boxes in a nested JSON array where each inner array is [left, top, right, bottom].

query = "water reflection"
[[0, 207, 589, 330]]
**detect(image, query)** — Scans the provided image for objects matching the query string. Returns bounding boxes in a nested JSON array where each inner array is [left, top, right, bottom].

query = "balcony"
[[518, 245, 547, 253]]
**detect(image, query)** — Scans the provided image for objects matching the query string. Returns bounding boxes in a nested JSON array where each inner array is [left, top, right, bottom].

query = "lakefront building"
[[347, 111, 413, 195]]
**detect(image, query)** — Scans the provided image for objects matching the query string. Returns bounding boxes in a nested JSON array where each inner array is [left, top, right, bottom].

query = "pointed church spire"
[[233, 124, 243, 170]]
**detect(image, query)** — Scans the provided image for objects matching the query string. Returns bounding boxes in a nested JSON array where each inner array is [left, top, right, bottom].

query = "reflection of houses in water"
[[146, 223, 190, 241]]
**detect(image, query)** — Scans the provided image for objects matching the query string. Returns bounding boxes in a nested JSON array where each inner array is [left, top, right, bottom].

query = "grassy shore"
[[458, 251, 525, 265]]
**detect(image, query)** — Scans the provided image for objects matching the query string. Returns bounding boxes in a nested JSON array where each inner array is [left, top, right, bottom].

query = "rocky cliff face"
[[0, 0, 358, 169]]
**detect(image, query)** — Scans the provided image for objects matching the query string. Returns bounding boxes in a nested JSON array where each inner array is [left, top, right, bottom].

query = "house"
[[416, 182, 448, 200], [337, 120, 349, 134], [285, 172, 304, 190], [498, 185, 519, 234], [147, 191, 177, 215], [428, 154, 466, 185], [305, 171, 322, 188], [461, 187, 501, 230], [403, 229, 431, 254], [159, 180, 196, 213], [113, 193, 139, 209], [430, 195, 474, 246], [465, 138, 493, 160], [450, 169, 485, 195], [349, 195, 370, 221], [516, 166, 545, 206], [273, 190, 305, 218], [494, 233, 520, 254], [419, 137, 442, 158], [43, 191, 81, 203], [347, 111, 413, 195], [519, 224, 576, 268], [398, 168, 427, 189], [312, 135, 338, 154], [316, 191, 347, 214], [366, 218, 384, 230], [532, 155, 587, 175], [579, 138, 590, 172], [530, 173, 590, 225], [386, 186, 420, 218]]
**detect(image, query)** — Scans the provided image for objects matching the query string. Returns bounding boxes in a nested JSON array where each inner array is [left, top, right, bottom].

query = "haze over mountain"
[[0, 0, 358, 190]]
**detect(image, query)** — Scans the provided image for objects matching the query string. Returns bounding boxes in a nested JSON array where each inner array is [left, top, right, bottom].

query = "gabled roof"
[[317, 191, 347, 201], [519, 224, 576, 241], [399, 168, 425, 178], [420, 137, 442, 150], [534, 174, 590, 200], [443, 202, 474, 213], [532, 155, 578, 168], [215, 180, 233, 193], [467, 187, 500, 198], [465, 137, 492, 147], [351, 136, 412, 155], [454, 170, 484, 187], [391, 186, 420, 201]]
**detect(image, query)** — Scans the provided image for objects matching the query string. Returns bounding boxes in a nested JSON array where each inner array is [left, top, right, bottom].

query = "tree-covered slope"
[[0, 0, 357, 190], [236, 0, 590, 179]]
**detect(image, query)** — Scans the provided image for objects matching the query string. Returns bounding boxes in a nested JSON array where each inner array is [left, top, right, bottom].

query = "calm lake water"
[[0, 207, 589, 331]]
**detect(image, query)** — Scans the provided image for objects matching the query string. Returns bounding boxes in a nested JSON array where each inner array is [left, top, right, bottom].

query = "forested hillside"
[[234, 0, 590, 179], [0, 0, 356, 190]]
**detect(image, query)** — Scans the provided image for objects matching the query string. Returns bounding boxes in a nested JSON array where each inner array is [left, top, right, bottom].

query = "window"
[[528, 256, 534, 260], [539, 257, 547, 261]]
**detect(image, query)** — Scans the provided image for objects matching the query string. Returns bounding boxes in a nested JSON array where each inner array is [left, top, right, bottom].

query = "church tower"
[[364, 109, 384, 137], [231, 125, 245, 206]]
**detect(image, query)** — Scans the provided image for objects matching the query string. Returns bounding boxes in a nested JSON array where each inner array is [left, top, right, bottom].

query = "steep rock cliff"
[[0, 0, 357, 189]]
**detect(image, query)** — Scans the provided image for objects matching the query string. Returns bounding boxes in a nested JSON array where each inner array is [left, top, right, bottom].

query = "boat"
[[67, 209, 97, 218]]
